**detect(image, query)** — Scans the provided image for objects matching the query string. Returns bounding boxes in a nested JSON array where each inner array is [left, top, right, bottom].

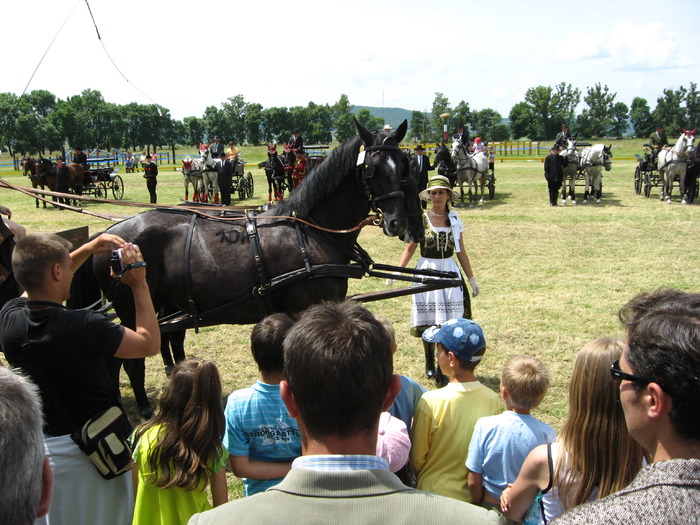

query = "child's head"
[[251, 313, 295, 373], [148, 358, 225, 490], [423, 318, 486, 371], [158, 358, 223, 425], [501, 355, 550, 411], [374, 314, 397, 354]]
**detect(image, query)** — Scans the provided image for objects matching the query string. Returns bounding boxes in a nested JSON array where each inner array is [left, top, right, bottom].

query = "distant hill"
[[350, 106, 419, 129]]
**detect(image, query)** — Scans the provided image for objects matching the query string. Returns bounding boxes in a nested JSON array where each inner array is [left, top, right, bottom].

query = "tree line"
[[1, 82, 698, 158]]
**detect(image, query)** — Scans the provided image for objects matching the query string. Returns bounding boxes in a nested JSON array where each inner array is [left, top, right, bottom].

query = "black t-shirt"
[[0, 298, 124, 436]]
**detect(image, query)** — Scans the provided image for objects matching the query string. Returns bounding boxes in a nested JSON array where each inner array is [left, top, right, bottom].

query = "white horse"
[[560, 138, 581, 204], [181, 155, 204, 202], [580, 144, 612, 204], [658, 129, 696, 204], [198, 143, 221, 204], [451, 139, 489, 207]]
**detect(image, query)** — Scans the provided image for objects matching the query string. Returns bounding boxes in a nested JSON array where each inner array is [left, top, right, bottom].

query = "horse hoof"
[[572, 200, 577, 205], [596, 199, 601, 204], [682, 200, 688, 205], [561, 199, 566, 205], [583, 199, 588, 204], [666, 199, 672, 204]]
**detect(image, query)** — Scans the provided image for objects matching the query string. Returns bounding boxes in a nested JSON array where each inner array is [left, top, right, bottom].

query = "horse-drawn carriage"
[[81, 162, 125, 200], [231, 157, 254, 200], [433, 140, 495, 206], [559, 140, 612, 204], [634, 131, 698, 203]]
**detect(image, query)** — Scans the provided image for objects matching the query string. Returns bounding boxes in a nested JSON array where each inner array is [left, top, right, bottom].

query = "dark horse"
[[69, 120, 421, 410], [263, 145, 290, 203], [433, 142, 457, 187], [31, 159, 84, 208]]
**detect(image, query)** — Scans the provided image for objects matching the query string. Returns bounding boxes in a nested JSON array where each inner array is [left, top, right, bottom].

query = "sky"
[[3, 0, 698, 123]]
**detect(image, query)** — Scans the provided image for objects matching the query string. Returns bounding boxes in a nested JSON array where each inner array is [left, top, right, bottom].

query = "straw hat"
[[419, 175, 460, 201]]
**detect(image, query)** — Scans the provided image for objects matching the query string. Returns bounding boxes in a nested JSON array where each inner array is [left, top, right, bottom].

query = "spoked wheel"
[[634, 166, 642, 195], [237, 178, 246, 200], [643, 172, 651, 198], [111, 175, 124, 199], [95, 182, 107, 199], [246, 172, 254, 198]]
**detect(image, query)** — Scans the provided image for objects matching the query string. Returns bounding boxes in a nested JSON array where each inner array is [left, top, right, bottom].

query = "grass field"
[[1, 138, 698, 498]]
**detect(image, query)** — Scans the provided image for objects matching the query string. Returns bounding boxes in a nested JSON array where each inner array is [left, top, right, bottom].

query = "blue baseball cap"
[[422, 318, 486, 361]]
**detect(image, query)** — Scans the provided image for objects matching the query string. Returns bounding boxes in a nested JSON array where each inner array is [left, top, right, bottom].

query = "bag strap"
[[539, 442, 554, 525]]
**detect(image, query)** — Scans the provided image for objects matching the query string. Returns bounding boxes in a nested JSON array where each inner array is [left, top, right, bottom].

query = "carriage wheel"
[[246, 172, 254, 199], [96, 182, 107, 199], [238, 179, 246, 200], [634, 166, 642, 195], [111, 175, 124, 199], [643, 173, 651, 198]]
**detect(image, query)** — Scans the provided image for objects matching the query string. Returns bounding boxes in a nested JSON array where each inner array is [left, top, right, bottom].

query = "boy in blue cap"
[[410, 318, 500, 502]]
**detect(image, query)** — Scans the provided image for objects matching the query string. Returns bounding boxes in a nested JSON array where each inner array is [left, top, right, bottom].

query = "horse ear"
[[354, 118, 375, 146], [393, 120, 408, 142]]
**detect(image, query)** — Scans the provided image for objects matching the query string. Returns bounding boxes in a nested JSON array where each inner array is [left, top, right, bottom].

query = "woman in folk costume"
[[394, 175, 480, 385]]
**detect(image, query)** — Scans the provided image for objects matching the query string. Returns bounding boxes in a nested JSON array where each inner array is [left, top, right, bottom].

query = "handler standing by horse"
[[144, 154, 158, 204], [544, 145, 568, 206], [392, 175, 480, 386]]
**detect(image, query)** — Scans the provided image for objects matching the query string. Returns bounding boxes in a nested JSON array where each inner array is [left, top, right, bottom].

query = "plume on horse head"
[[182, 156, 193, 170]]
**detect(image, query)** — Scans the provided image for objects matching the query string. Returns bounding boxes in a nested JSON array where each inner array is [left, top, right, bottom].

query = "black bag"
[[71, 406, 134, 480]]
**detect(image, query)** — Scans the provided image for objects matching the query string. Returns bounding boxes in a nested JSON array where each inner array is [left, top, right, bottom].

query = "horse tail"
[[67, 254, 101, 309]]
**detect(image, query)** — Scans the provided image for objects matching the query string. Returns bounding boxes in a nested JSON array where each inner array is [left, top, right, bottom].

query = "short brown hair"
[[12, 233, 71, 292], [501, 354, 550, 410]]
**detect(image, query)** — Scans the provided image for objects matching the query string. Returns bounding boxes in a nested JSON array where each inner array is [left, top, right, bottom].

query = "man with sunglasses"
[[553, 289, 700, 524]]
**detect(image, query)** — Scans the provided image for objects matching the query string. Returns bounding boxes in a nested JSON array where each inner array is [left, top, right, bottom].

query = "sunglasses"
[[610, 359, 652, 386]]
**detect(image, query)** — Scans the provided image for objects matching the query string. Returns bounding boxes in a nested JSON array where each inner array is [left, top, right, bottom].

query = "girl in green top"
[[131, 359, 228, 525]]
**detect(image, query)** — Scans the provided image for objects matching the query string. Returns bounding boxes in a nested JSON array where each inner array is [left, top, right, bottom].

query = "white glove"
[[468, 276, 480, 297], [385, 272, 400, 287]]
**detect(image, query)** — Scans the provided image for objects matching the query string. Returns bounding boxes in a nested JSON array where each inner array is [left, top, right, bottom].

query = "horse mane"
[[276, 135, 364, 217]]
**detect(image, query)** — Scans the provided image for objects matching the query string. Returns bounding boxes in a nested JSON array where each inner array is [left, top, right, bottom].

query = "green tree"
[[653, 87, 687, 135], [508, 101, 536, 140], [244, 102, 263, 145], [261, 106, 293, 144], [183, 116, 205, 147], [202, 105, 226, 143], [491, 123, 511, 141], [409, 110, 429, 142], [430, 92, 451, 142], [221, 95, 247, 143], [629, 97, 654, 138], [451, 101, 472, 137], [354, 108, 383, 131], [609, 102, 630, 137], [521, 83, 580, 140], [684, 82, 699, 130], [471, 108, 502, 141], [582, 83, 616, 137], [333, 94, 355, 143]]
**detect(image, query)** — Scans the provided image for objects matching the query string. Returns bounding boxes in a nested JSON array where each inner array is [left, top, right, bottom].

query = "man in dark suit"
[[188, 300, 501, 525], [289, 129, 304, 152], [410, 145, 434, 209], [209, 136, 225, 159], [217, 152, 233, 206], [456, 125, 469, 148]]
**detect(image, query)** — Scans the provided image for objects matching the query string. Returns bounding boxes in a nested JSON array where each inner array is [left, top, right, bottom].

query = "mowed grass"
[[1, 142, 698, 498]]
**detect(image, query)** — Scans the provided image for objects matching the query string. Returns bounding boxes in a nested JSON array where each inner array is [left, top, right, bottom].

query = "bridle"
[[357, 143, 406, 214]]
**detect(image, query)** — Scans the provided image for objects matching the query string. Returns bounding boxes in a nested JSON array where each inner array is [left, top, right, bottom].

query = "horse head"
[[354, 118, 410, 238], [603, 144, 613, 171], [182, 156, 193, 174], [679, 129, 696, 154]]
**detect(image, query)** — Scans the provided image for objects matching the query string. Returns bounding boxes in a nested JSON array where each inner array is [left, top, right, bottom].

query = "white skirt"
[[37, 434, 134, 525], [411, 256, 464, 329]]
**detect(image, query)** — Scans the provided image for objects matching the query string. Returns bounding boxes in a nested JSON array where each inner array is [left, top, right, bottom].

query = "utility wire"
[[83, 0, 161, 110], [20, 0, 82, 98]]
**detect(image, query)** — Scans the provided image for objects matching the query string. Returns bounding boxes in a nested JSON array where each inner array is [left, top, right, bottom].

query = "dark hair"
[[251, 313, 294, 373], [619, 289, 700, 442], [12, 234, 71, 292], [283, 300, 393, 439], [136, 359, 225, 490]]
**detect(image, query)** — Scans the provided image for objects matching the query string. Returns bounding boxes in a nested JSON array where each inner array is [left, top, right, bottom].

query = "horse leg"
[[479, 174, 486, 203], [595, 173, 602, 202], [583, 171, 590, 203], [561, 175, 568, 205], [680, 172, 688, 204], [570, 173, 577, 204]]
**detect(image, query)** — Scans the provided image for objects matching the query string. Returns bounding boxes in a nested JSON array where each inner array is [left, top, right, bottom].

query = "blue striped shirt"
[[292, 454, 389, 472]]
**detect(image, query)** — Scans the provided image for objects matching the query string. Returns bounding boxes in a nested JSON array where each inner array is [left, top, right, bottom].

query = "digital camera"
[[110, 245, 138, 274]]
